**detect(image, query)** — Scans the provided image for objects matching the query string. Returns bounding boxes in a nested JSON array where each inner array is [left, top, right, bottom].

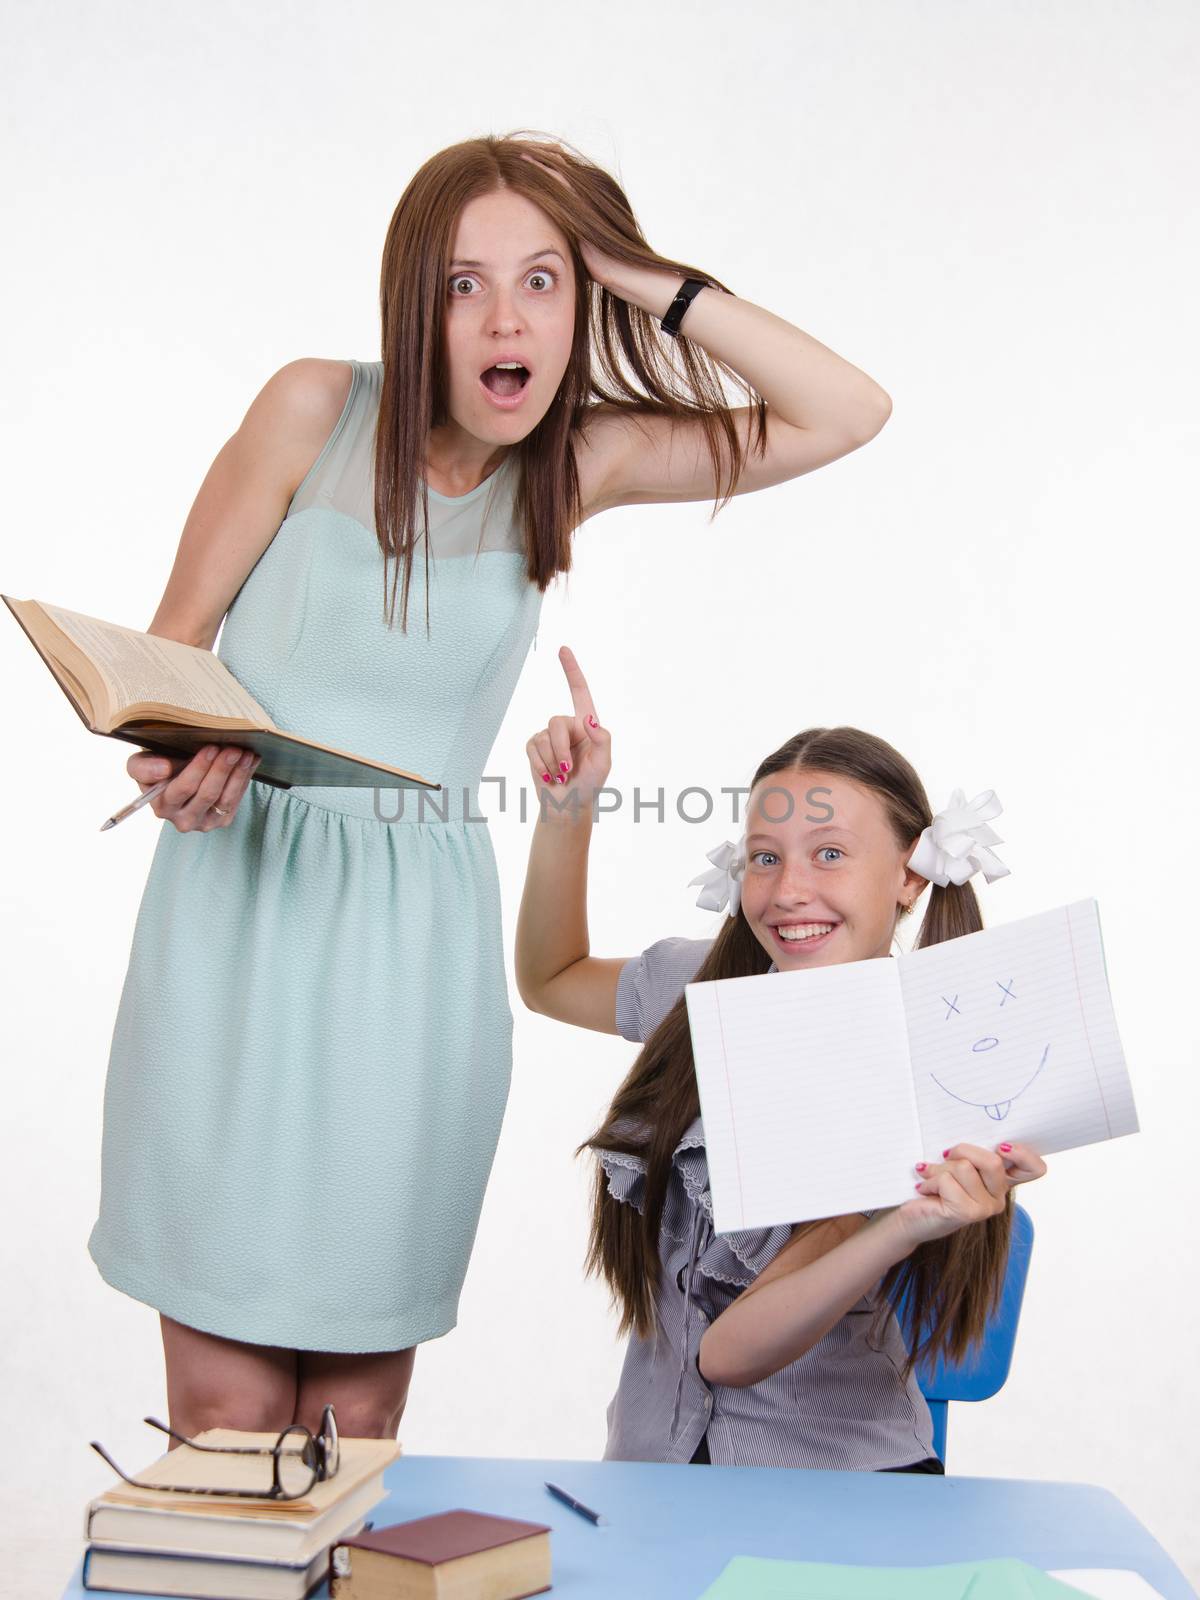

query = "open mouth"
[[480, 363, 531, 397]]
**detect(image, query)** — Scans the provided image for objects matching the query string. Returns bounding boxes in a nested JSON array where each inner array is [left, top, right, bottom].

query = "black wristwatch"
[[660, 277, 710, 338]]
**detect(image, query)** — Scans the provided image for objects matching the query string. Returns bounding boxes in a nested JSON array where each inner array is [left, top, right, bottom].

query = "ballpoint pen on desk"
[[544, 1482, 607, 1527], [99, 777, 172, 832]]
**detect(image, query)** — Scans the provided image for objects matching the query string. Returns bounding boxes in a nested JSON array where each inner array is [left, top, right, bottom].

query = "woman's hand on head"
[[524, 646, 611, 820], [898, 1140, 1047, 1246], [126, 744, 261, 832], [517, 151, 621, 287]]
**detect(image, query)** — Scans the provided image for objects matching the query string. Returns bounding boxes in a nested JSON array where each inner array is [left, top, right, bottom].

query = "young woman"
[[92, 130, 893, 1445], [516, 649, 1047, 1470]]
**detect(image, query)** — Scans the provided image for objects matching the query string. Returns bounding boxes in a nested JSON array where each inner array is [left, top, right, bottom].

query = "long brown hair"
[[375, 128, 767, 631], [581, 726, 1013, 1379]]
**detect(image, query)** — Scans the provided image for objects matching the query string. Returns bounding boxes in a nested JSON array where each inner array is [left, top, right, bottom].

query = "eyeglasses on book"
[[90, 1404, 339, 1502]]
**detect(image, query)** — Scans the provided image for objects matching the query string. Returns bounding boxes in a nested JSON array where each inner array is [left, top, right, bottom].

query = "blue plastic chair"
[[897, 1203, 1035, 1463]]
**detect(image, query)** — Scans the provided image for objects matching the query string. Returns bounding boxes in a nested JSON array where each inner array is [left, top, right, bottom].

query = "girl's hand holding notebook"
[[899, 1138, 1048, 1246]]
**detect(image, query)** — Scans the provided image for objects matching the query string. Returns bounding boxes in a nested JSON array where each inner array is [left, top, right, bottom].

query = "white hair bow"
[[689, 835, 747, 917], [909, 788, 1010, 888]]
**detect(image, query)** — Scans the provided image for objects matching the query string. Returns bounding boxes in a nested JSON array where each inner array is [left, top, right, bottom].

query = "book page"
[[98, 1432, 400, 1518], [685, 959, 920, 1231], [41, 602, 270, 725], [900, 900, 1137, 1159]]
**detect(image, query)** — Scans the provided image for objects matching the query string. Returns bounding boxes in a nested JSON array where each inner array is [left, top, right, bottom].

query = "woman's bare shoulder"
[[250, 357, 353, 434], [235, 359, 354, 487]]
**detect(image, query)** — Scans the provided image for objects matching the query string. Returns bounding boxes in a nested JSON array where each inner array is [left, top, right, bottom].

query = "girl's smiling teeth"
[[775, 921, 838, 943]]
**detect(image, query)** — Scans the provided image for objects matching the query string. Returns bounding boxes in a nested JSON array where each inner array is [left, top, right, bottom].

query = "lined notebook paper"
[[685, 899, 1137, 1232]]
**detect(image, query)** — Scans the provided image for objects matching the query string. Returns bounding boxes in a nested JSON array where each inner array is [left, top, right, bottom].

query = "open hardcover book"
[[4, 596, 438, 792], [685, 899, 1138, 1232]]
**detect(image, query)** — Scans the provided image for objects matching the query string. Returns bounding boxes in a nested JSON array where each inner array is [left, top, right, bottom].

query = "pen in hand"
[[100, 777, 172, 832]]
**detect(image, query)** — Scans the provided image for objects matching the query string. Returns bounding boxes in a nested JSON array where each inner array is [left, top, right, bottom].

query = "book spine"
[[83, 1482, 385, 1561]]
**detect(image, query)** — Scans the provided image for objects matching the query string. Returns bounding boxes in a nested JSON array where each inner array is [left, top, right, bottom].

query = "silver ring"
[[210, 805, 229, 817]]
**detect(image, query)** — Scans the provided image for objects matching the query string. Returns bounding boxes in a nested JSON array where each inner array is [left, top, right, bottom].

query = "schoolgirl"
[[515, 650, 1046, 1470]]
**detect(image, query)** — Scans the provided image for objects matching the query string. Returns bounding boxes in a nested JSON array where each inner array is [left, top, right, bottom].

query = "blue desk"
[[64, 1455, 1197, 1599]]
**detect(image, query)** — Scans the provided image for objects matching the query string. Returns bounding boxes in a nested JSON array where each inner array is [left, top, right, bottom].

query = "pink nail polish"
[[556, 775, 565, 783], [942, 1149, 950, 1158], [542, 773, 551, 783], [914, 1162, 927, 1172], [999, 1142, 1012, 1153], [588, 716, 598, 728], [914, 1182, 924, 1191], [560, 762, 569, 773]]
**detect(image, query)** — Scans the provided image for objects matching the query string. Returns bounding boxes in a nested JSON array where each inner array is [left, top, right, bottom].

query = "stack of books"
[[82, 1429, 401, 1598]]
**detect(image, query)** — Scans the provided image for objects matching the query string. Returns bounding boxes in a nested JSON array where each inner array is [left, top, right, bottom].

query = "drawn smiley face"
[[928, 978, 1049, 1122]]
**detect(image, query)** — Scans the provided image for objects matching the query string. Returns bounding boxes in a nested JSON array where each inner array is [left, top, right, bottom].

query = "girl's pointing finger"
[[559, 645, 598, 724]]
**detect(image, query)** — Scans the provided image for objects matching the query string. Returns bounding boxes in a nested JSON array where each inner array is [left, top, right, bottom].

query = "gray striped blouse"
[[598, 935, 935, 1470]]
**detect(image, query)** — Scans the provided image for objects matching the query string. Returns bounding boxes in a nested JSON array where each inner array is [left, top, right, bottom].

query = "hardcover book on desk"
[[330, 1509, 552, 1600], [82, 1539, 355, 1599]]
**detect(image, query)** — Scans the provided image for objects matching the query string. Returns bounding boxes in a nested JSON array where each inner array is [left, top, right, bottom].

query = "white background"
[[2, 1, 1197, 1594]]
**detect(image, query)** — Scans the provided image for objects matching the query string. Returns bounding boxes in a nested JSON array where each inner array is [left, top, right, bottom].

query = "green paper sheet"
[[697, 1555, 1101, 1600]]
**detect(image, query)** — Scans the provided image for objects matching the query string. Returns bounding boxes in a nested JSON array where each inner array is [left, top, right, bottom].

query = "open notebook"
[[684, 899, 1137, 1232]]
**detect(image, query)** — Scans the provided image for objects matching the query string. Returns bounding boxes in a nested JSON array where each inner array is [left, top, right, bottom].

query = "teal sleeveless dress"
[[88, 360, 543, 1351]]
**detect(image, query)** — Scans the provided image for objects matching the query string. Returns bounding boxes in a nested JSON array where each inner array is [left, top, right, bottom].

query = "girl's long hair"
[[580, 727, 1013, 1380], [375, 128, 766, 631]]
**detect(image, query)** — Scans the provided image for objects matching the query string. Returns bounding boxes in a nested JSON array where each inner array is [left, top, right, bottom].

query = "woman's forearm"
[[698, 1209, 914, 1388], [604, 262, 891, 439], [514, 799, 595, 1007]]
